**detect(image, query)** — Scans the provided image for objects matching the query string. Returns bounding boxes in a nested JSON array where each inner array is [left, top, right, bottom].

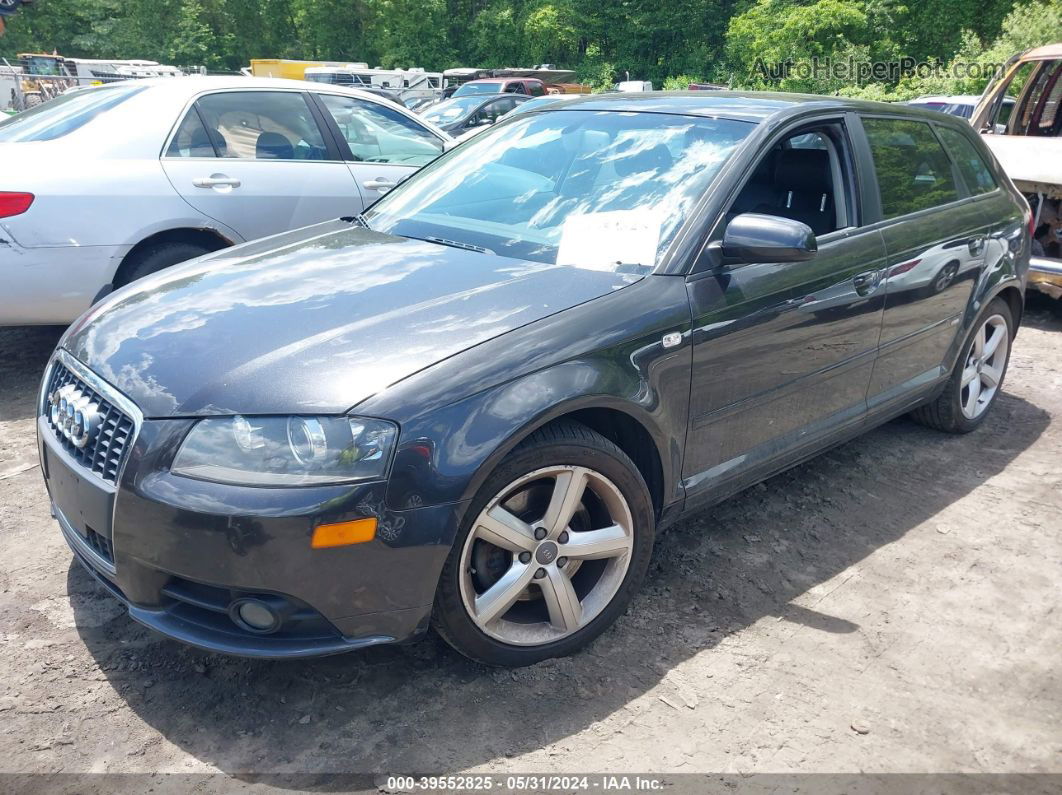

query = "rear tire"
[[433, 421, 655, 666], [116, 241, 214, 287], [910, 297, 1014, 433]]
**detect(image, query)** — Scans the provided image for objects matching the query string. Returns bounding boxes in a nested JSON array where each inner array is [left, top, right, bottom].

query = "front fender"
[[360, 275, 694, 522]]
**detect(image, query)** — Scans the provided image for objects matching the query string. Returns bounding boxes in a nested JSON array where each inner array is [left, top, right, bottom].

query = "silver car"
[[0, 77, 451, 325]]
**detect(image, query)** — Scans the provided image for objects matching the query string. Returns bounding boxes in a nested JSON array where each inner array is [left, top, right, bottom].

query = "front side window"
[[936, 127, 997, 195], [422, 95, 487, 126], [192, 92, 329, 161], [863, 118, 960, 219], [0, 84, 145, 143], [318, 94, 443, 165], [727, 127, 850, 236], [529, 82, 546, 97], [471, 97, 517, 126], [365, 110, 754, 270]]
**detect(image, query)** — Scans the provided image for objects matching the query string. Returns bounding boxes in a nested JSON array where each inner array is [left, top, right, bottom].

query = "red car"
[[453, 77, 547, 98]]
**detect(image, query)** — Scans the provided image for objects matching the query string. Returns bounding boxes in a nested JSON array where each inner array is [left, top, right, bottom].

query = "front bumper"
[[40, 413, 466, 659], [1028, 256, 1062, 299]]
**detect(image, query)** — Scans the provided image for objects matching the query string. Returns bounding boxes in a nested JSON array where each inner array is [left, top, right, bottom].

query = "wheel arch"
[[112, 227, 233, 287], [995, 284, 1024, 334], [459, 397, 672, 522]]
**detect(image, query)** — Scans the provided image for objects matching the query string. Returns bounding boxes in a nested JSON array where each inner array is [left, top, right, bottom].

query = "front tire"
[[910, 297, 1014, 433], [433, 421, 655, 666]]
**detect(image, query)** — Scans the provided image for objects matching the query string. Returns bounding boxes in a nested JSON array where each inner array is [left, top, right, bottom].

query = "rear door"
[[161, 90, 363, 241], [311, 92, 446, 202], [860, 116, 988, 409]]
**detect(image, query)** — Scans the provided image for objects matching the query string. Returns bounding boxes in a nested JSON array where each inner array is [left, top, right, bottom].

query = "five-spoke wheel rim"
[[459, 465, 634, 646], [961, 314, 1008, 420]]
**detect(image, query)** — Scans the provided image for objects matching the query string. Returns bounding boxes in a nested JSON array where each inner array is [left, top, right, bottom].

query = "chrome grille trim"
[[40, 350, 144, 486]]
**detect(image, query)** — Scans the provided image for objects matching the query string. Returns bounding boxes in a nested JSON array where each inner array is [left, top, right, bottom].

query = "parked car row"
[[25, 85, 1031, 665]]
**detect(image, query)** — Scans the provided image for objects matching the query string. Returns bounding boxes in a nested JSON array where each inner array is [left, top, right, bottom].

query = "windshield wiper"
[[422, 236, 495, 255]]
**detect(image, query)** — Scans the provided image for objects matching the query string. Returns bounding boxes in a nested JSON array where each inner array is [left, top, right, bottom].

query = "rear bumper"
[[0, 239, 124, 324], [1028, 256, 1062, 299]]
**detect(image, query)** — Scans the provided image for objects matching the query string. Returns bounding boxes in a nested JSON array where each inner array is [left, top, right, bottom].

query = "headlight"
[[172, 415, 398, 486]]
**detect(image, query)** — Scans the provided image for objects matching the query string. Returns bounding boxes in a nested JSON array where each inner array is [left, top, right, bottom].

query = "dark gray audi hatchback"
[[39, 93, 1030, 665]]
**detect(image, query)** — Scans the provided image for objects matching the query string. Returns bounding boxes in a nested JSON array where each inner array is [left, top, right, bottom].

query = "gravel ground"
[[0, 297, 1059, 790]]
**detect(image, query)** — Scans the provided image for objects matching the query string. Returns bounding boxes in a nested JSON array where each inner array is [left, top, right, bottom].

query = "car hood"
[[62, 221, 641, 418]]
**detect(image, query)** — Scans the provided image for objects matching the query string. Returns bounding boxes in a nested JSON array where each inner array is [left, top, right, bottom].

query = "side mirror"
[[714, 213, 817, 265], [472, 117, 494, 127]]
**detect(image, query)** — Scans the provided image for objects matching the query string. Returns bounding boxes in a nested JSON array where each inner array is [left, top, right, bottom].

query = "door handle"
[[362, 178, 397, 192], [192, 175, 241, 189], [852, 270, 881, 297], [968, 236, 986, 256]]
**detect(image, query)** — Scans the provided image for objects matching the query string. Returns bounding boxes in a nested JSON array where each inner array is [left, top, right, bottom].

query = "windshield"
[[423, 96, 486, 124], [0, 84, 146, 143], [454, 81, 504, 96], [365, 109, 754, 271]]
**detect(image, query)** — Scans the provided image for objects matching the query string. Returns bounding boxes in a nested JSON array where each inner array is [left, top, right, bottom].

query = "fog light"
[[229, 597, 282, 634]]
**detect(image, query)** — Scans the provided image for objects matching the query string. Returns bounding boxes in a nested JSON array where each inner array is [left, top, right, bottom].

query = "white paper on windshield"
[[556, 210, 661, 271]]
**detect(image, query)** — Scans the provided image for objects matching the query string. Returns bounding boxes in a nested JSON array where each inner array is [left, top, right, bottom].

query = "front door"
[[683, 121, 888, 504], [161, 90, 363, 241], [311, 93, 446, 204]]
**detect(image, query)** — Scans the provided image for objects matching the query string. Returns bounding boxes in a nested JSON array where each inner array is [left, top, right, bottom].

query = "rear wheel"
[[116, 241, 215, 287], [433, 421, 654, 666], [910, 297, 1014, 433]]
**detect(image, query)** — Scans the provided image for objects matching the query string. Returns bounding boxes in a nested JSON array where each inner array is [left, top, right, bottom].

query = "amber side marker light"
[[311, 518, 377, 548]]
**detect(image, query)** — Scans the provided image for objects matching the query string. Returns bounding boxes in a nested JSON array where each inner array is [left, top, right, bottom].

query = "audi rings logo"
[[48, 384, 101, 449]]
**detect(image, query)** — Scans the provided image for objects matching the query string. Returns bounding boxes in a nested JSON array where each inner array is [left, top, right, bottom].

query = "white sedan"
[[0, 76, 451, 324]]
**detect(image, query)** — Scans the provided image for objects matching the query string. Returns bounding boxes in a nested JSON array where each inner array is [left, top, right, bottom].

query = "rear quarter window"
[[863, 118, 960, 219], [935, 127, 998, 195]]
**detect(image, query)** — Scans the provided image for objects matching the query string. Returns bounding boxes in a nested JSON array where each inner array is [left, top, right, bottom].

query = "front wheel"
[[433, 421, 655, 666], [910, 297, 1014, 433]]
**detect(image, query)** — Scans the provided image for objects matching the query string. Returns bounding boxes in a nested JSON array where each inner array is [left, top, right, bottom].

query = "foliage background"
[[1, 0, 1059, 97]]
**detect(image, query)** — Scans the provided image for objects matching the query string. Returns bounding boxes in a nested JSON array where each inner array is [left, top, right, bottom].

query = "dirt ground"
[[0, 297, 1060, 790]]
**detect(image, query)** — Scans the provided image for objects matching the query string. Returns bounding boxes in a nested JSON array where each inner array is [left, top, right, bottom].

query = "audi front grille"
[[42, 360, 136, 484]]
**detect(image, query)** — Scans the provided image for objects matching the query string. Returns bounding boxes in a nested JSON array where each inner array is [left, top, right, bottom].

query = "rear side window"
[[0, 85, 145, 143], [936, 127, 997, 195], [192, 92, 329, 161], [863, 118, 960, 219]]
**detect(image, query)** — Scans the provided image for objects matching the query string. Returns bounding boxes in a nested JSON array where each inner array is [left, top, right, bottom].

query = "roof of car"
[[108, 75, 398, 98], [1021, 43, 1062, 60], [463, 77, 540, 84], [909, 95, 982, 104], [522, 90, 967, 124]]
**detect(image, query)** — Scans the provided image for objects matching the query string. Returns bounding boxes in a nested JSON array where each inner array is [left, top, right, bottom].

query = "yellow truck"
[[248, 59, 349, 80]]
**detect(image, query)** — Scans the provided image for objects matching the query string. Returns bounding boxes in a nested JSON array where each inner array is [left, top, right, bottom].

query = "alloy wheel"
[[459, 465, 634, 646], [960, 314, 1008, 420]]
